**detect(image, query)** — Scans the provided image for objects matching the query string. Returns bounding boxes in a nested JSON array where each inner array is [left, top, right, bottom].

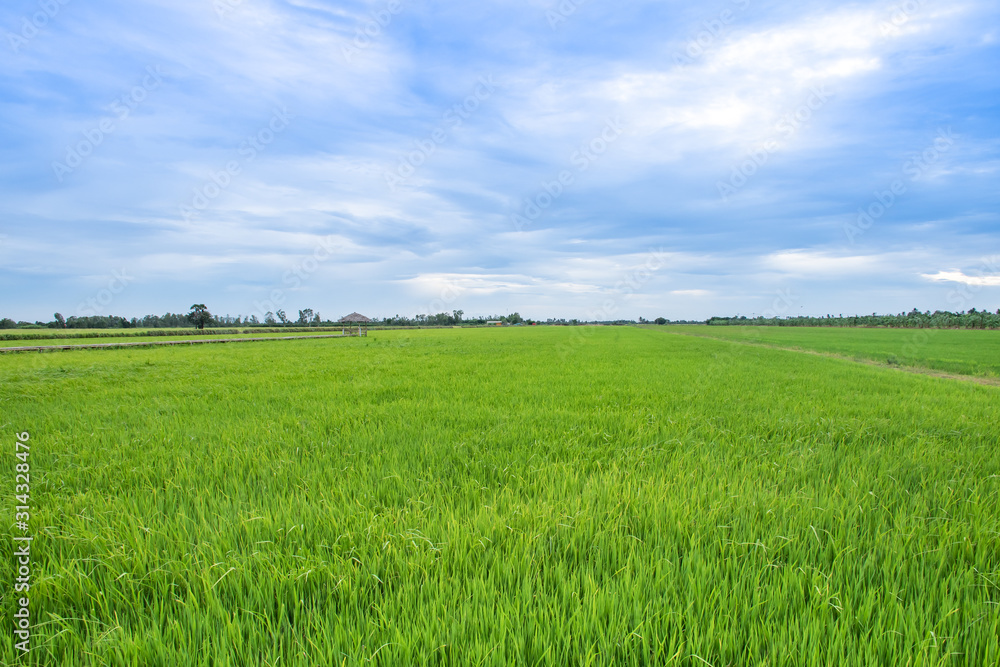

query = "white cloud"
[[762, 250, 884, 276], [922, 270, 1000, 286], [401, 272, 601, 297], [494, 1, 977, 180], [506, 7, 891, 147], [2, 0, 997, 321]]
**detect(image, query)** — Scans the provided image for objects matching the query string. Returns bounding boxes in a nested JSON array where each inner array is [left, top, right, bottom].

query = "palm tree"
[[187, 304, 212, 330]]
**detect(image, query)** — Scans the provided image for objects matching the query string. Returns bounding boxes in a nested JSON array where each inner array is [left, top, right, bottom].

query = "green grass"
[[0, 330, 351, 348], [660, 325, 1000, 378], [1, 327, 998, 665]]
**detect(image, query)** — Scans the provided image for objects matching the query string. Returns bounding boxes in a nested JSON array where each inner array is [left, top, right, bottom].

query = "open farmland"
[[661, 325, 1000, 379], [2, 327, 998, 665]]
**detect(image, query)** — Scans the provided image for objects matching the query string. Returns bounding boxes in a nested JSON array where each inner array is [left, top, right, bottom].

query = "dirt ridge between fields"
[[0, 333, 355, 354], [658, 329, 1000, 387]]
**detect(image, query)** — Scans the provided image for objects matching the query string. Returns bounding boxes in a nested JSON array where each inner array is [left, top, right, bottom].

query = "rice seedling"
[[1, 327, 997, 665]]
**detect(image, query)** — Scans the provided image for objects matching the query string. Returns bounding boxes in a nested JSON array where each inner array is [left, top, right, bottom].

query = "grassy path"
[[655, 327, 1000, 387], [650, 325, 1000, 379], [0, 333, 356, 353]]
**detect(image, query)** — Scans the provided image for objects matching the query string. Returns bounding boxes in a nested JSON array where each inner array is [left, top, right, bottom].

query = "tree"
[[187, 304, 212, 330], [54, 312, 66, 328], [297, 309, 314, 326], [453, 309, 464, 323], [276, 310, 288, 326], [507, 312, 523, 324], [654, 317, 668, 325]]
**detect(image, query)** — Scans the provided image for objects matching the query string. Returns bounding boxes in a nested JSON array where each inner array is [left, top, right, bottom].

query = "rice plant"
[[1, 327, 997, 665]]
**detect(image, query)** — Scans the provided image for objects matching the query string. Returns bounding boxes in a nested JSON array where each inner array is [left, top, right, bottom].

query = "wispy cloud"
[[0, 0, 998, 320]]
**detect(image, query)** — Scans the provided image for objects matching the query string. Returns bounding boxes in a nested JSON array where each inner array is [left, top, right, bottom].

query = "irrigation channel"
[[0, 333, 360, 354]]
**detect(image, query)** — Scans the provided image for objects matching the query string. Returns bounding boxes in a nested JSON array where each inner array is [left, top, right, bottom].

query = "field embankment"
[[657, 324, 1000, 379], [0, 331, 355, 352]]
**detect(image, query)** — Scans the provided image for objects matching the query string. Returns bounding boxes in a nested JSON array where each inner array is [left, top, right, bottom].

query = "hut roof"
[[338, 312, 372, 323]]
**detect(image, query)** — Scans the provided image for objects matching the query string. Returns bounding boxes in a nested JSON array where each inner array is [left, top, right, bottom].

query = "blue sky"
[[1, 0, 998, 322]]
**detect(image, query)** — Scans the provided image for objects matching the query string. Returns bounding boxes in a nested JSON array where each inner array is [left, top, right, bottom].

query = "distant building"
[[486, 321, 503, 326]]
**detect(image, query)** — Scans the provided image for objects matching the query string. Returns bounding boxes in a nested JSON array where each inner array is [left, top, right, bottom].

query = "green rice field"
[[662, 325, 1000, 379], [2, 327, 998, 665]]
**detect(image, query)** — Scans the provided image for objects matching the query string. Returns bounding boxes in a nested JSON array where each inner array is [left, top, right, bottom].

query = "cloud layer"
[[1, 0, 998, 321]]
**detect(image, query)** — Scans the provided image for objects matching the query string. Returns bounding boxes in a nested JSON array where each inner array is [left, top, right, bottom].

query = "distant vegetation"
[[1, 309, 525, 330], [3, 307, 998, 330], [1, 309, 649, 330], [708, 308, 1000, 329]]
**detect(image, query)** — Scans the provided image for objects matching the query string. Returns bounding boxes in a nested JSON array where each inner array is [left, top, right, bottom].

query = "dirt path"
[[0, 333, 356, 354], [658, 329, 1000, 388]]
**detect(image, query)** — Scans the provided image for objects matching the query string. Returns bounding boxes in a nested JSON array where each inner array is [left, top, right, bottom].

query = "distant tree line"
[[1, 308, 514, 330], [1, 307, 652, 330], [0, 312, 194, 330], [0, 309, 331, 330], [10, 306, 995, 331], [706, 309, 1000, 329], [381, 311, 521, 326]]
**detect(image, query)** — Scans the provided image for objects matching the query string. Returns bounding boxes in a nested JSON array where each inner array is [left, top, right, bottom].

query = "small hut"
[[338, 312, 371, 337]]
